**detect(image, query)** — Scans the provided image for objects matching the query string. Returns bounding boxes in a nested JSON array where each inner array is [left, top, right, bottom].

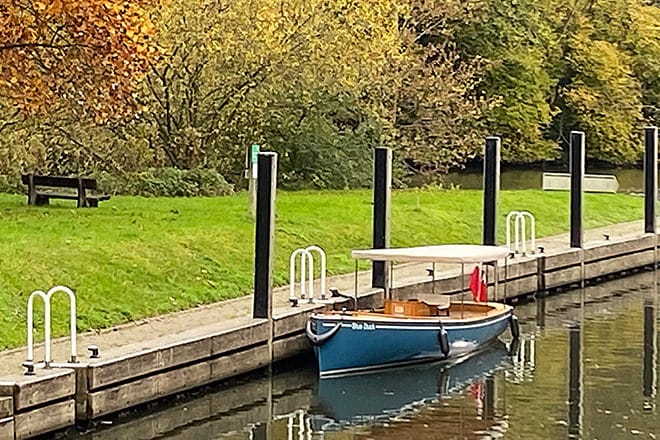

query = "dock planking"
[[87, 361, 212, 418], [0, 369, 75, 411], [0, 396, 13, 440], [0, 419, 13, 440], [0, 396, 11, 418], [583, 235, 655, 264], [14, 399, 74, 440], [86, 318, 268, 390], [87, 344, 271, 418]]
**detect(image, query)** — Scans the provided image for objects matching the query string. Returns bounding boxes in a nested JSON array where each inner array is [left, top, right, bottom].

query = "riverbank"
[[0, 189, 645, 350]]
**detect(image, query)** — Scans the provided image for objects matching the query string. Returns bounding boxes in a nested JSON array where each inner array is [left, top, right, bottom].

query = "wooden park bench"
[[21, 174, 111, 208]]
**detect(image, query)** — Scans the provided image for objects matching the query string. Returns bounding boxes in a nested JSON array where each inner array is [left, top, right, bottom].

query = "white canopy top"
[[351, 244, 510, 264]]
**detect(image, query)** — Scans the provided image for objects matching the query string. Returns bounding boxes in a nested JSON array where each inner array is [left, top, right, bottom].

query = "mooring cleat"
[[22, 361, 36, 376], [88, 345, 100, 359]]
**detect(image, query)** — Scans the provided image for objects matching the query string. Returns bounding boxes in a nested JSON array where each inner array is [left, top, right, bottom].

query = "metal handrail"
[[304, 245, 326, 300], [290, 248, 313, 302], [26, 285, 77, 368], [289, 245, 327, 303], [506, 211, 536, 255]]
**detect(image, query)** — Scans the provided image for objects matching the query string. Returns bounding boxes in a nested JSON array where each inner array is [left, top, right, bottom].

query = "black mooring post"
[[483, 137, 501, 246], [645, 127, 658, 233], [570, 131, 585, 248], [253, 152, 278, 319], [643, 299, 656, 399], [568, 323, 582, 438], [372, 147, 392, 289]]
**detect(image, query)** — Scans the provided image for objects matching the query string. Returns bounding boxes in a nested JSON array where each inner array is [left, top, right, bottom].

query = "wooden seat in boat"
[[384, 295, 452, 317], [417, 294, 451, 316]]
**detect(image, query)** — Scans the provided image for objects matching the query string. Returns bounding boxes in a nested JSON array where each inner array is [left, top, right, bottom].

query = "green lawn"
[[0, 189, 645, 349]]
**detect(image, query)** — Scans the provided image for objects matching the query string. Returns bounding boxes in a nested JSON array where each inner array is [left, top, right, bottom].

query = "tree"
[[133, 0, 401, 174], [629, 4, 660, 123], [552, 0, 649, 163], [563, 27, 643, 164], [453, 0, 658, 165], [453, 0, 561, 163], [382, 0, 492, 176], [0, 0, 158, 120]]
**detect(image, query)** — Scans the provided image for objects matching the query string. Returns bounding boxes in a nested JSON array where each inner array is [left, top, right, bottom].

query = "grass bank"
[[0, 189, 645, 349]]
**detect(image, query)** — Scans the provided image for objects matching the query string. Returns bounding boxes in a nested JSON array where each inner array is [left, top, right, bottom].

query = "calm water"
[[445, 168, 645, 193], [61, 271, 659, 440]]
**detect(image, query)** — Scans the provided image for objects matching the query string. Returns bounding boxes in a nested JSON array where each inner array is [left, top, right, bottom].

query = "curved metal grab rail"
[[289, 245, 327, 303], [26, 285, 77, 367], [506, 211, 536, 256]]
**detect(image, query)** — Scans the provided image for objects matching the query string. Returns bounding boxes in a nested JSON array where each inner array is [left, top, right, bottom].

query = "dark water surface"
[[62, 271, 659, 439]]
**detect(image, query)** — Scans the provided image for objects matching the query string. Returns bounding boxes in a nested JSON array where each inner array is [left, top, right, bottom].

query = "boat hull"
[[308, 303, 513, 377]]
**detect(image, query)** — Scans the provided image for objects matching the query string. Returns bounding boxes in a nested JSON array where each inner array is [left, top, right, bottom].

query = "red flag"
[[469, 265, 488, 301]]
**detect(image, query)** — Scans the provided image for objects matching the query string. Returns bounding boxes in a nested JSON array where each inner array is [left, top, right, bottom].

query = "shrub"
[[0, 175, 25, 194], [98, 168, 234, 197]]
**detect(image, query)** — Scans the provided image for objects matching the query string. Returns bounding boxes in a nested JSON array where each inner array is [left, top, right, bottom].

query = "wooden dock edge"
[[0, 371, 76, 439], [0, 231, 658, 438], [0, 396, 13, 439]]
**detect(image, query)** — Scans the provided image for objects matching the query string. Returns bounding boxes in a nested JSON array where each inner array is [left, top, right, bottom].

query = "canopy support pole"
[[494, 260, 499, 302], [389, 262, 395, 300], [354, 259, 359, 311], [432, 263, 436, 295], [461, 263, 465, 319]]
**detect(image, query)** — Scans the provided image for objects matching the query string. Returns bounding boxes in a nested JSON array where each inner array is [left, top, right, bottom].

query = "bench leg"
[[35, 195, 49, 206], [88, 200, 99, 208]]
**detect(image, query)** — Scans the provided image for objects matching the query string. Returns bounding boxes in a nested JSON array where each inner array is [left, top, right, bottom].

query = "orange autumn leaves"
[[0, 0, 159, 121]]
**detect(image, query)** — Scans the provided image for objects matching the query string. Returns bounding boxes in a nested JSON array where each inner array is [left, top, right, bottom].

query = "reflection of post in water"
[[484, 374, 496, 420], [568, 323, 582, 438], [643, 298, 656, 410], [536, 295, 546, 329], [437, 369, 450, 395]]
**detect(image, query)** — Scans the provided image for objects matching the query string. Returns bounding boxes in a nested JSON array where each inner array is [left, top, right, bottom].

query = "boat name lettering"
[[351, 322, 375, 331]]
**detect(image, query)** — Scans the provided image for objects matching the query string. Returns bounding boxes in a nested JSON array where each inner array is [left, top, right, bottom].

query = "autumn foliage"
[[0, 0, 158, 120], [0, 0, 657, 187]]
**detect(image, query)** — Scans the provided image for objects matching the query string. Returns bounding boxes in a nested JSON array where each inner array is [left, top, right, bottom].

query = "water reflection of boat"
[[311, 341, 510, 427]]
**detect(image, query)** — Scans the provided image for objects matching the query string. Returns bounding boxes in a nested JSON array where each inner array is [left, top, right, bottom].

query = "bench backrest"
[[21, 174, 98, 190]]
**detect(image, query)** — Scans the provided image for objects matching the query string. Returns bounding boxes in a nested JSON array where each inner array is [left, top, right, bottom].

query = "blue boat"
[[306, 245, 519, 377]]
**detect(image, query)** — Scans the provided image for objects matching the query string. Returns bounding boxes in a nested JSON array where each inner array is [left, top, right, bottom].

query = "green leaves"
[[453, 0, 658, 164]]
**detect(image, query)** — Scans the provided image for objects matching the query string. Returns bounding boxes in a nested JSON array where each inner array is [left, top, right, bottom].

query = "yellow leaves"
[[34, 0, 63, 14]]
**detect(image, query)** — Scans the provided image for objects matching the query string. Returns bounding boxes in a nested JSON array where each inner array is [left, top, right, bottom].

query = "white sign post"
[[247, 144, 260, 218]]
